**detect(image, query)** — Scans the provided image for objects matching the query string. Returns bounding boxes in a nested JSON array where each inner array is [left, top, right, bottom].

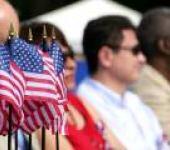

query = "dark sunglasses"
[[118, 44, 143, 55], [106, 44, 143, 56]]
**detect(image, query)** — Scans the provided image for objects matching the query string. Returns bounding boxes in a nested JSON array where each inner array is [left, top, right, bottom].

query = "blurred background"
[[7, 0, 170, 21], [7, 0, 170, 83]]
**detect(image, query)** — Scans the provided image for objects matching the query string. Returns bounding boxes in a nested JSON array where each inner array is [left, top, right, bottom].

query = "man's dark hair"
[[82, 15, 136, 75], [138, 7, 170, 62]]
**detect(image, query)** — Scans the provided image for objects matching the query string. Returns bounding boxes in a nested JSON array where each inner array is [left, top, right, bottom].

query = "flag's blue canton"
[[10, 37, 43, 73], [49, 41, 64, 75], [0, 44, 10, 73]]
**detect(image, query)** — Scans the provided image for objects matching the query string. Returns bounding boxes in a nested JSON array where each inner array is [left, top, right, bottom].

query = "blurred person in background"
[[77, 15, 170, 149], [20, 22, 123, 149], [131, 7, 170, 143]]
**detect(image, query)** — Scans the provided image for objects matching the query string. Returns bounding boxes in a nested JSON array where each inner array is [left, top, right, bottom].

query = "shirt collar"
[[86, 77, 128, 107]]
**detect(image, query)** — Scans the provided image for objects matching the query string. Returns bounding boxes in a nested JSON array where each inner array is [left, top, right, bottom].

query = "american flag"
[[49, 40, 67, 105], [0, 44, 25, 135], [10, 37, 66, 133], [48, 40, 68, 134]]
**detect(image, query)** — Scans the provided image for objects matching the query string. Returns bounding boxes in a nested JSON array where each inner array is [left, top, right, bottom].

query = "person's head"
[[0, 0, 19, 43], [138, 7, 170, 63], [20, 22, 76, 90], [83, 15, 146, 84]]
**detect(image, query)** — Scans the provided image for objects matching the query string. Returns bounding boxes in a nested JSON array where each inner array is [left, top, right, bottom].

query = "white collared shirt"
[[77, 77, 170, 150]]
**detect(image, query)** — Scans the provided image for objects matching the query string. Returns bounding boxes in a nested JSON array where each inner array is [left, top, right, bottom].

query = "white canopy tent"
[[29, 0, 142, 53]]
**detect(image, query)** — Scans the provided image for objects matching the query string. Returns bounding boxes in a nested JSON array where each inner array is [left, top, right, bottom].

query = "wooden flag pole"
[[28, 27, 33, 150], [14, 131, 18, 150], [41, 24, 48, 150], [52, 27, 59, 150], [41, 127, 46, 150], [8, 23, 16, 150], [55, 121, 59, 150], [28, 134, 32, 150], [8, 105, 12, 150]]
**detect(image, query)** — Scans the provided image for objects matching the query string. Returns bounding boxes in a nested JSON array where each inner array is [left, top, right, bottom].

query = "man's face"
[[109, 29, 146, 85]]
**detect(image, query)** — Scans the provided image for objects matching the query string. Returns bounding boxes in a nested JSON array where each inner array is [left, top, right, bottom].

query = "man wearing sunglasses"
[[131, 8, 170, 144], [77, 15, 169, 149]]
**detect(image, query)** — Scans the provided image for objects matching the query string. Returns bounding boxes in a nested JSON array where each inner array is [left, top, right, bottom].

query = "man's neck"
[[150, 56, 170, 82], [91, 70, 127, 95]]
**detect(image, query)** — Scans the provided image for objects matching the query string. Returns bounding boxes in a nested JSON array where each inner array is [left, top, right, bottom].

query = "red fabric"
[[66, 92, 105, 150]]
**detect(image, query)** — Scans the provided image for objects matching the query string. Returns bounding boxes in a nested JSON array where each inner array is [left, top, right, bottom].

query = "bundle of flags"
[[0, 43, 26, 135], [0, 35, 68, 135]]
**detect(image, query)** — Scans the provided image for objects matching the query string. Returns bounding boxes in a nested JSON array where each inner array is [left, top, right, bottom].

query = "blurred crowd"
[[0, 0, 170, 149]]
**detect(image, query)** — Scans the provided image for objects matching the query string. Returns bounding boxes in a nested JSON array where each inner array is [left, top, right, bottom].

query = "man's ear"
[[158, 38, 170, 55], [98, 46, 114, 68]]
